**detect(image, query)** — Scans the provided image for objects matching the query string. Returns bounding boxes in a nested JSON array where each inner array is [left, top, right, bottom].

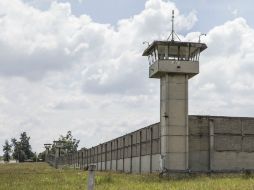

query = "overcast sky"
[[1, 0, 254, 155]]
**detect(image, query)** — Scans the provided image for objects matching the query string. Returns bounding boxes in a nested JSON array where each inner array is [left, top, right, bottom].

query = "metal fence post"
[[87, 164, 96, 190]]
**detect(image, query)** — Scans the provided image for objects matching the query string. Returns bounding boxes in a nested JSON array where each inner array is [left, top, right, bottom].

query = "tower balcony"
[[149, 60, 199, 78], [143, 40, 207, 79]]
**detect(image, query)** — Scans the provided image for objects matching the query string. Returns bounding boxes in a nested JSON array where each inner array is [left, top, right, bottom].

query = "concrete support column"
[[45, 149, 49, 157], [105, 145, 107, 170], [139, 131, 142, 173], [77, 152, 79, 169], [81, 152, 84, 170], [100, 146, 102, 171], [96, 147, 98, 170], [55, 148, 60, 169], [85, 150, 87, 168], [74, 153, 76, 169], [110, 142, 113, 170], [55, 148, 60, 158], [123, 137, 125, 172], [209, 119, 214, 171], [116, 140, 118, 171], [150, 127, 153, 173], [45, 148, 49, 162], [160, 74, 189, 171], [130, 135, 133, 173]]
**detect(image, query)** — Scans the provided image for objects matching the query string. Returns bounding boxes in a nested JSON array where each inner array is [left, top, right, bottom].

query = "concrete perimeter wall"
[[57, 123, 161, 173], [189, 115, 254, 172], [54, 115, 254, 173]]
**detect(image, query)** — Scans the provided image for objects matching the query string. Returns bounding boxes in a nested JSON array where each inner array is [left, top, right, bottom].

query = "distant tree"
[[51, 131, 80, 155], [11, 138, 25, 162], [61, 131, 80, 153], [20, 132, 34, 159], [2, 140, 12, 162], [11, 132, 34, 162]]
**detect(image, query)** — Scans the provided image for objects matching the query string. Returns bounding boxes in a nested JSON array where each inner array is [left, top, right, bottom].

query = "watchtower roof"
[[142, 40, 207, 56]]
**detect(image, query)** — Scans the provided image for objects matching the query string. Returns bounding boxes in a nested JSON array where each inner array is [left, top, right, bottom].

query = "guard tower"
[[142, 11, 207, 172], [53, 141, 64, 158], [44, 143, 52, 161]]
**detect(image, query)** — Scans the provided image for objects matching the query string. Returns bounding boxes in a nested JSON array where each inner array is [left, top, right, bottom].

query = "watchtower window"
[[143, 41, 206, 64], [179, 46, 189, 61], [168, 45, 178, 60], [189, 46, 200, 61], [158, 45, 167, 60], [147, 48, 159, 65]]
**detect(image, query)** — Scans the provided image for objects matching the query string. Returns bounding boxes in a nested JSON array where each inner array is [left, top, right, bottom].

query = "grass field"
[[1, 163, 254, 190]]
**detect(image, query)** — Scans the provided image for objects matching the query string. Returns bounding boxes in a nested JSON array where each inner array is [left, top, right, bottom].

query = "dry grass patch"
[[1, 163, 254, 189]]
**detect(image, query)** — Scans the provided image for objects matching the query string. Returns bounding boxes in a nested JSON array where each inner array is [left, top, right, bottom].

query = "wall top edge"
[[77, 115, 254, 152]]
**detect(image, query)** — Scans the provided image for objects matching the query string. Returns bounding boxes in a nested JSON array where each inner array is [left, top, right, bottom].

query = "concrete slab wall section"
[[54, 115, 254, 173], [111, 160, 117, 171], [188, 116, 209, 171], [124, 158, 131, 173], [213, 152, 254, 170], [106, 161, 111, 171], [141, 155, 151, 173], [117, 159, 123, 172], [97, 162, 101, 171], [152, 154, 161, 172], [131, 157, 140, 173], [211, 117, 254, 171], [101, 162, 105, 171]]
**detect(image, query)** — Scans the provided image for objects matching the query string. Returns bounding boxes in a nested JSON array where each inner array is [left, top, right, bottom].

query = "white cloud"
[[0, 0, 91, 79], [1, 0, 189, 153], [0, 0, 254, 155], [189, 18, 254, 117]]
